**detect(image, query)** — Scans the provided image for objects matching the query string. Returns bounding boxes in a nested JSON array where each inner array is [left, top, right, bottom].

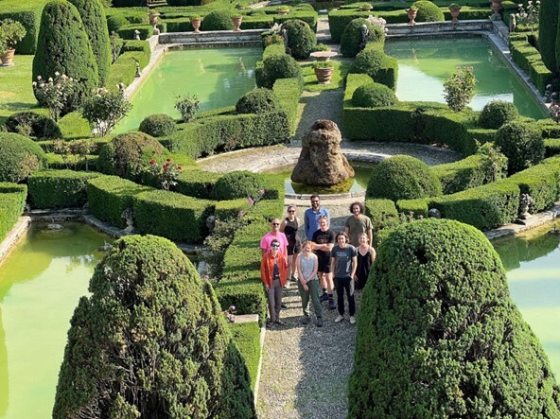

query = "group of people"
[[260, 195, 377, 328]]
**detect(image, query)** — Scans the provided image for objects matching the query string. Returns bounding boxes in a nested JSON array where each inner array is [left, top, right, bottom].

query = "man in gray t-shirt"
[[330, 232, 358, 324]]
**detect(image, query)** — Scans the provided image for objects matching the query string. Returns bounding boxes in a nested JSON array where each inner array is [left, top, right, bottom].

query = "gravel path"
[[295, 89, 344, 140]]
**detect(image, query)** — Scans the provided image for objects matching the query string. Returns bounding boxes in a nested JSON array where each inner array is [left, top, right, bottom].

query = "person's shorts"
[[317, 255, 331, 273]]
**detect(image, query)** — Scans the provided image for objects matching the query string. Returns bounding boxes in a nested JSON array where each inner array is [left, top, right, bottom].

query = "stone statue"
[[122, 207, 135, 234], [428, 208, 442, 218], [153, 25, 160, 35], [281, 27, 289, 52], [518, 193, 534, 220], [291, 120, 354, 186], [134, 29, 141, 40], [359, 24, 369, 52], [134, 60, 141, 78]]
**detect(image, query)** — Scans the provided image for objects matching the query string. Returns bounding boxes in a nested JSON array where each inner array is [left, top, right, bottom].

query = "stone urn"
[[1, 48, 15, 66], [291, 120, 354, 186], [231, 16, 243, 32], [314, 66, 334, 84], [148, 11, 160, 26], [407, 8, 418, 26], [449, 5, 461, 25], [191, 17, 202, 33], [277, 7, 290, 15], [491, 0, 502, 19]]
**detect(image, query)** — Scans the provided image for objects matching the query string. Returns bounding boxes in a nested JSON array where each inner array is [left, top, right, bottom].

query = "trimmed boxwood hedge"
[[327, 9, 373, 43], [0, 3, 42, 54], [176, 169, 221, 199], [28, 170, 100, 209], [87, 175, 153, 228], [349, 43, 398, 90], [139, 113, 177, 137], [412, 0, 445, 22], [281, 19, 316, 59], [106, 49, 150, 89], [133, 190, 214, 243], [364, 198, 400, 235], [5, 111, 62, 140], [0, 183, 27, 243], [509, 37, 553, 94], [0, 132, 48, 183], [340, 18, 385, 58], [396, 197, 429, 217], [272, 77, 303, 135]]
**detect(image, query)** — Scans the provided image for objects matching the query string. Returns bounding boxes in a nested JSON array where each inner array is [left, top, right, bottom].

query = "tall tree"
[[539, 0, 559, 73]]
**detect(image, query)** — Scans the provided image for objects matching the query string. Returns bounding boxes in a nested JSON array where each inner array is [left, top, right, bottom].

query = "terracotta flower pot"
[[192, 18, 202, 33], [1, 48, 15, 66], [314, 67, 334, 84], [491, 0, 502, 19], [148, 12, 160, 26], [449, 6, 461, 25], [277, 9, 289, 15], [231, 16, 243, 32], [407, 9, 418, 26]]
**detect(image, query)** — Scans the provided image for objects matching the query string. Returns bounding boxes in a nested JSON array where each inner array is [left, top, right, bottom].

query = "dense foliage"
[[98, 131, 166, 180], [32, 0, 99, 107], [259, 53, 302, 89], [349, 45, 398, 89], [367, 155, 441, 201], [495, 122, 544, 174], [68, 0, 111, 86], [282, 19, 316, 59], [539, 0, 558, 73], [202, 10, 233, 31], [139, 113, 177, 137], [28, 170, 99, 209], [212, 171, 266, 200], [82, 89, 131, 136], [340, 18, 385, 58], [443, 65, 476, 112], [53, 235, 255, 418], [412, 0, 445, 22], [235, 88, 280, 114], [0, 132, 47, 182], [4, 111, 62, 139], [349, 219, 560, 418], [478, 100, 519, 129], [351, 82, 397, 107]]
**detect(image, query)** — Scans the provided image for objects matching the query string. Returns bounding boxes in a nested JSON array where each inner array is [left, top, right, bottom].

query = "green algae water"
[[115, 47, 261, 134], [0, 223, 108, 419], [385, 37, 547, 119], [493, 222, 560, 379]]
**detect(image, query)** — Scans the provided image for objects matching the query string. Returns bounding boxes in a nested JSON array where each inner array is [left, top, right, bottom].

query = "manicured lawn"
[[0, 55, 45, 124], [301, 58, 351, 92], [229, 321, 261, 390]]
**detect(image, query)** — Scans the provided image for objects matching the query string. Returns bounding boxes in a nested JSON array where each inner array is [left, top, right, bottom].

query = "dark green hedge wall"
[[28, 170, 100, 209]]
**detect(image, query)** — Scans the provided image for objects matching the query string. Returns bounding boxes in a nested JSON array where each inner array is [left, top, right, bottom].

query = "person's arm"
[[296, 254, 304, 283], [370, 246, 377, 262], [279, 219, 287, 233], [260, 258, 269, 291], [367, 218, 373, 245], [351, 255, 358, 279], [311, 255, 318, 280], [344, 217, 350, 237], [330, 249, 336, 277], [304, 209, 310, 239]]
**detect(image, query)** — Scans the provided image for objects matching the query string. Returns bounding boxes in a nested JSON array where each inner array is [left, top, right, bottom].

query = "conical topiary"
[[539, 0, 559, 73], [53, 234, 256, 418], [32, 0, 99, 106], [349, 219, 560, 418]]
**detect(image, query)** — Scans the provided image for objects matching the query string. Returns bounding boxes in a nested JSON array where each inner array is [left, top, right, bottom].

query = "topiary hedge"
[[0, 132, 48, 183], [201, 10, 233, 31], [133, 190, 214, 243], [212, 171, 266, 200], [272, 77, 303, 135], [281, 19, 316, 59], [258, 53, 302, 89], [53, 234, 255, 418], [236, 88, 280, 114], [351, 82, 397, 107], [87, 175, 153, 228], [539, 0, 558, 73], [28, 170, 100, 209], [327, 9, 373, 43], [0, 182, 27, 242], [412, 0, 445, 22], [340, 18, 385, 58], [364, 198, 400, 236], [367, 155, 442, 201], [478, 100, 519, 129], [5, 111, 62, 140], [349, 44, 398, 89], [138, 113, 177, 137], [176, 169, 221, 199], [97, 131, 166, 181], [32, 0, 99, 105], [349, 219, 560, 418], [495, 122, 544, 175], [68, 0, 111, 86]]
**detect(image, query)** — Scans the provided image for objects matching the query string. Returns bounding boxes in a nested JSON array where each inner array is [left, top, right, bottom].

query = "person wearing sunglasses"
[[260, 218, 288, 256], [280, 205, 301, 283], [260, 239, 288, 326]]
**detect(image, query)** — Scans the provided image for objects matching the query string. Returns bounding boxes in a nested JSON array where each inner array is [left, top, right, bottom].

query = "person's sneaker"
[[301, 316, 310, 325], [335, 315, 344, 323], [316, 317, 323, 327], [349, 316, 356, 325], [328, 300, 337, 310], [275, 319, 285, 326], [319, 293, 328, 302]]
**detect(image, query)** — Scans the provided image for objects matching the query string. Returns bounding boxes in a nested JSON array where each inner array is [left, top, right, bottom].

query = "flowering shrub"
[[82, 88, 131, 137], [514, 1, 540, 32], [32, 73, 77, 121], [443, 65, 476, 112], [175, 94, 200, 122], [148, 158, 183, 190]]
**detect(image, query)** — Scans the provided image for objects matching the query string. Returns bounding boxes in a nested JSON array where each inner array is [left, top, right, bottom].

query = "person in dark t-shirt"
[[330, 231, 357, 324], [311, 216, 336, 310]]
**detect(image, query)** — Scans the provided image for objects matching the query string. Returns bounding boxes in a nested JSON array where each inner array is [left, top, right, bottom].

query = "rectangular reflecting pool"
[[0, 223, 108, 419], [385, 37, 547, 119], [115, 47, 261, 134], [493, 222, 560, 379]]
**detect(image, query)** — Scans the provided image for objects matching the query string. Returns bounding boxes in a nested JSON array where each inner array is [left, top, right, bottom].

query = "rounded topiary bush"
[[367, 155, 441, 201], [412, 0, 445, 22], [5, 111, 62, 139], [107, 14, 129, 32], [0, 133, 48, 182], [53, 235, 255, 419], [351, 82, 397, 107], [282, 19, 316, 59], [495, 122, 544, 175], [139, 114, 177, 137], [260, 54, 302, 88], [33, 0, 99, 105], [68, 0, 111, 86], [212, 171, 266, 200], [348, 219, 560, 419], [350, 46, 398, 89], [98, 131, 166, 180], [235, 88, 280, 114], [478, 100, 519, 129], [340, 18, 385, 58], [201, 10, 233, 31]]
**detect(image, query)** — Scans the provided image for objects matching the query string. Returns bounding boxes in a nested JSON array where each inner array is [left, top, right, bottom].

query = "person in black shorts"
[[312, 216, 336, 310], [280, 205, 301, 282]]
